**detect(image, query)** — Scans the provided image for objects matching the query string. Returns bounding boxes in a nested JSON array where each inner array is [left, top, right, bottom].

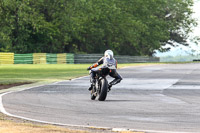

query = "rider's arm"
[[89, 57, 104, 69], [116, 60, 118, 69]]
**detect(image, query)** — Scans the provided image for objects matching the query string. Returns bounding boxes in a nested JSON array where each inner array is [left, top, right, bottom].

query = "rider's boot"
[[88, 84, 93, 91], [108, 84, 112, 92], [108, 78, 121, 92], [88, 79, 95, 91]]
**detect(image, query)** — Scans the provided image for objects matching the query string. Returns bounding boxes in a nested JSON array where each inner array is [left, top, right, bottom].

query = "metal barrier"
[[46, 53, 57, 64], [14, 54, 33, 64], [74, 54, 160, 64], [33, 53, 47, 64], [0, 53, 14, 64], [57, 53, 67, 64], [74, 54, 103, 64], [0, 52, 159, 64], [66, 53, 74, 64]]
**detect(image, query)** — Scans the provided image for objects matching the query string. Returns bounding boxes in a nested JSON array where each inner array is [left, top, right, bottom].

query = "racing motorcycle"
[[90, 68, 110, 101]]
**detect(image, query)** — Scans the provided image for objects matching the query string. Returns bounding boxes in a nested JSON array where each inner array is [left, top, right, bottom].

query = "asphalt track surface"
[[1, 63, 200, 133]]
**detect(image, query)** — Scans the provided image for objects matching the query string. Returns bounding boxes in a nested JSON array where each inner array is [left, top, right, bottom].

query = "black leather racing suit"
[[89, 56, 122, 87]]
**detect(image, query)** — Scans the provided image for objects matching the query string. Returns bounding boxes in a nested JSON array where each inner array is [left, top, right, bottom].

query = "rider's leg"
[[108, 69, 122, 91], [90, 71, 96, 83]]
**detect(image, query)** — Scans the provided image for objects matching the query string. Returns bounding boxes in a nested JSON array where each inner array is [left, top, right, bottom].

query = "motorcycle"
[[90, 68, 110, 101]]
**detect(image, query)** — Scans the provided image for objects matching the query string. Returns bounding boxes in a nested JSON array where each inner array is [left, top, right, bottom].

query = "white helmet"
[[104, 50, 114, 59]]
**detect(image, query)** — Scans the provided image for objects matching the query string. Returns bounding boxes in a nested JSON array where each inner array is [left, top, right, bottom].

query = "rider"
[[87, 50, 122, 91]]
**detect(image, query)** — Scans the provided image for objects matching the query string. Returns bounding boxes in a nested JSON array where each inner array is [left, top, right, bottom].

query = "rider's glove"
[[87, 67, 92, 70]]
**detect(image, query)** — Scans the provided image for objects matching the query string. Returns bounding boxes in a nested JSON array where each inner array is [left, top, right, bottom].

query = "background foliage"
[[0, 0, 196, 55]]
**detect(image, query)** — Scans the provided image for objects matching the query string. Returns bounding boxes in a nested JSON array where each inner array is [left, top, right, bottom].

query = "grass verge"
[[0, 120, 88, 133], [0, 64, 90, 85]]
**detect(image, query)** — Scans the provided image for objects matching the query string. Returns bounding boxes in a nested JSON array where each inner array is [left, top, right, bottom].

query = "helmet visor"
[[106, 53, 113, 59]]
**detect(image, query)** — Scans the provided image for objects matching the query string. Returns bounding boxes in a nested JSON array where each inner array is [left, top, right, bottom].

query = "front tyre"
[[91, 86, 96, 100], [98, 78, 108, 101]]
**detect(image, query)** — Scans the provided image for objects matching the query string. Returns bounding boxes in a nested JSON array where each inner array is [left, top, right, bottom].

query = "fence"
[[46, 53, 57, 64], [115, 55, 159, 63], [74, 54, 160, 64], [0, 53, 14, 64], [0, 52, 159, 64], [33, 53, 47, 64], [57, 53, 67, 64], [14, 54, 33, 64], [0, 53, 74, 64], [74, 54, 103, 64]]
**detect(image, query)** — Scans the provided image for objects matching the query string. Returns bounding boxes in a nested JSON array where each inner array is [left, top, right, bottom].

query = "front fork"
[[91, 79, 98, 96], [93, 79, 101, 96]]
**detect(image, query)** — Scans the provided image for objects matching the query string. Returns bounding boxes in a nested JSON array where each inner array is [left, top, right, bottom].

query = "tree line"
[[0, 0, 196, 55]]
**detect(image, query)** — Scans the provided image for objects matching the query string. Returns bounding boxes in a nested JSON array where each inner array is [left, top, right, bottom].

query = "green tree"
[[0, 0, 197, 56]]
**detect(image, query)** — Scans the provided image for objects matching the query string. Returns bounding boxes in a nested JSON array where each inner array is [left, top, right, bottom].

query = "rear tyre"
[[98, 78, 108, 101]]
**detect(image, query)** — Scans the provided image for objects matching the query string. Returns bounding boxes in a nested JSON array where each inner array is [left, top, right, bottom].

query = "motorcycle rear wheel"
[[98, 78, 108, 101]]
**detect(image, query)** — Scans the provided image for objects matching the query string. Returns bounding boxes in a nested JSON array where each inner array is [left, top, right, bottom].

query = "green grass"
[[0, 64, 90, 85]]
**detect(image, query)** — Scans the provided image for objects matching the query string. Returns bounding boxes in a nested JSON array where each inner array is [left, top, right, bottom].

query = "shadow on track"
[[104, 100, 140, 102]]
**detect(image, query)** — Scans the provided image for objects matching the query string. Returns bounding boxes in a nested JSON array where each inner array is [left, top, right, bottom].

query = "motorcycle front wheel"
[[91, 86, 96, 100]]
